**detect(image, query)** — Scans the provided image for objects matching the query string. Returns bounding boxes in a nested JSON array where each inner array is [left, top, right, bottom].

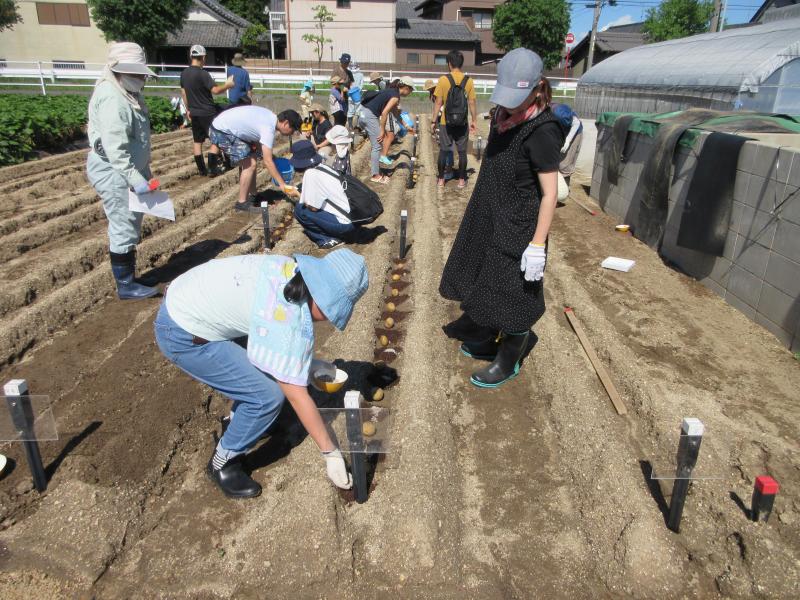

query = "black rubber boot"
[[461, 335, 499, 360], [470, 331, 530, 388], [207, 152, 223, 177], [222, 153, 233, 171], [194, 154, 208, 176], [109, 251, 158, 300], [206, 456, 261, 499]]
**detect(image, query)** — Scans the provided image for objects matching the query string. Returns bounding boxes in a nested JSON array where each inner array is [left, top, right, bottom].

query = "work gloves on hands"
[[521, 243, 546, 282], [133, 178, 160, 195], [322, 449, 353, 489]]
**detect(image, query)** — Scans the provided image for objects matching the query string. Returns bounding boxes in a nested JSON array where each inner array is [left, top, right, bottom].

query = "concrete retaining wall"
[[591, 125, 800, 352]]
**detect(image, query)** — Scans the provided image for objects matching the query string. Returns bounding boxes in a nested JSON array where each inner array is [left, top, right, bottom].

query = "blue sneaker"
[[379, 155, 393, 166]]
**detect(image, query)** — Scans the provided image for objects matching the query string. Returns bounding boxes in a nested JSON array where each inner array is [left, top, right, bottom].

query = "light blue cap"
[[490, 48, 544, 109], [294, 249, 368, 330]]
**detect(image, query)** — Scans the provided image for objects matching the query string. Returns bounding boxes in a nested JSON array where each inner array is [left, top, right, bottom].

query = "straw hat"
[[369, 71, 382, 82], [231, 53, 246, 66], [423, 79, 436, 91], [309, 103, 325, 113], [330, 74, 343, 84]]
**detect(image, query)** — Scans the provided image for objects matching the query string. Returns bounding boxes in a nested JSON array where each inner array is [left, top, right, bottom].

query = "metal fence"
[[0, 60, 578, 99]]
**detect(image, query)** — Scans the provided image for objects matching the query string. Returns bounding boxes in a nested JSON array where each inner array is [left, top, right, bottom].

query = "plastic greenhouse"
[[575, 18, 800, 118]]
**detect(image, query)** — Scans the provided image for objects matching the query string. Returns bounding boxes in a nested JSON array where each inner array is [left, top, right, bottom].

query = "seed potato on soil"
[[0, 118, 797, 599]]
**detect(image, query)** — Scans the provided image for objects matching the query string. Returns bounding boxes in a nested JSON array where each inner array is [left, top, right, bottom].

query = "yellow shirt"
[[433, 70, 476, 125]]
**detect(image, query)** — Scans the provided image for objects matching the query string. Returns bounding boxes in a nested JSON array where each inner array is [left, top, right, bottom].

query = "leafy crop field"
[[0, 94, 183, 167]]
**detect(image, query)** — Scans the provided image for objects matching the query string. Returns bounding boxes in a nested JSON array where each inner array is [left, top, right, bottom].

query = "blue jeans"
[[153, 302, 285, 456], [294, 203, 356, 246]]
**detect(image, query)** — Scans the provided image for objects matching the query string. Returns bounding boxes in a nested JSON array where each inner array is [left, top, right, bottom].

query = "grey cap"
[[490, 48, 543, 109]]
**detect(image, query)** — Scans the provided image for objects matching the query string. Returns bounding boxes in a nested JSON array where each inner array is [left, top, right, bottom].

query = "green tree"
[[242, 23, 268, 56], [492, 0, 570, 70], [302, 5, 335, 71], [642, 0, 714, 43], [219, 0, 269, 27], [0, 0, 22, 31], [86, 0, 193, 56]]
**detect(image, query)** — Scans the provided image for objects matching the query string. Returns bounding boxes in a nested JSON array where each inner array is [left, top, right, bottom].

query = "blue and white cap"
[[294, 249, 369, 330], [490, 48, 544, 109]]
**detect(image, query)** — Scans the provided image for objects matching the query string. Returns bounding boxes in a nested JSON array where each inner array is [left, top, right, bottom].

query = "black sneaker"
[[234, 201, 254, 212], [319, 239, 343, 249]]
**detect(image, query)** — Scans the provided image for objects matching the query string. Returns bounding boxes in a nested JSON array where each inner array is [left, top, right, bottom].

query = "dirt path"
[[0, 121, 798, 599]]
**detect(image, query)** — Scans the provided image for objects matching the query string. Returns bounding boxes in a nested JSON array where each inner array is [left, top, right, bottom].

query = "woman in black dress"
[[439, 48, 563, 388]]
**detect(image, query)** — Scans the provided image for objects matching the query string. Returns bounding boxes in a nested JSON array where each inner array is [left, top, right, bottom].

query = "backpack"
[[314, 164, 383, 224], [444, 74, 470, 127]]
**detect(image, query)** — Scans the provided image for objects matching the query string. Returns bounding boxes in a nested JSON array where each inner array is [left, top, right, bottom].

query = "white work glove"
[[309, 359, 336, 384], [560, 143, 569, 154], [521, 244, 546, 282], [322, 449, 353, 489]]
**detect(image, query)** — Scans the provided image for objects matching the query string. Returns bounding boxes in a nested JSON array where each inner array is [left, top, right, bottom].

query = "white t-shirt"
[[299, 166, 351, 225], [211, 106, 277, 148], [166, 255, 267, 341]]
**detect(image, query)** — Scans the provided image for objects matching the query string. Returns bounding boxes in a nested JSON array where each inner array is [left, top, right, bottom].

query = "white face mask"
[[119, 74, 145, 93]]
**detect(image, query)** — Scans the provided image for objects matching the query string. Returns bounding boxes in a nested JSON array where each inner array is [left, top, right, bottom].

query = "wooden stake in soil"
[[572, 197, 598, 216], [399, 209, 408, 258], [667, 418, 704, 533], [563, 307, 627, 415], [344, 391, 368, 503], [260, 202, 272, 251], [3, 379, 48, 492]]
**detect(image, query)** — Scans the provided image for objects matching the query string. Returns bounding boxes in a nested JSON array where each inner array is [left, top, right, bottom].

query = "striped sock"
[[211, 449, 228, 471]]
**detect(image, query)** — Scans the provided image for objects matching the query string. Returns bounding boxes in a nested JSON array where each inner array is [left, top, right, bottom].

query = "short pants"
[[191, 114, 215, 143], [209, 126, 263, 164]]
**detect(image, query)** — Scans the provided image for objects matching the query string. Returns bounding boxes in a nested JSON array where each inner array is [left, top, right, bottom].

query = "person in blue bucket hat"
[[154, 248, 369, 499]]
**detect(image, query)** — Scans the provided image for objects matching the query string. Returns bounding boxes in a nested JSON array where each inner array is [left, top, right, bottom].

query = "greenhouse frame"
[[575, 18, 800, 118]]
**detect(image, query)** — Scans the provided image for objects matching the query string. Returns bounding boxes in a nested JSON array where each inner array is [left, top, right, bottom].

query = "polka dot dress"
[[439, 111, 558, 334]]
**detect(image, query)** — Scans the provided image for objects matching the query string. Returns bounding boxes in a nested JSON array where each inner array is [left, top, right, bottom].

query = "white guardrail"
[[0, 60, 579, 98]]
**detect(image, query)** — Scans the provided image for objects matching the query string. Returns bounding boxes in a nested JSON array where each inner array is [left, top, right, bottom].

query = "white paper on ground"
[[128, 190, 175, 221], [601, 257, 636, 272]]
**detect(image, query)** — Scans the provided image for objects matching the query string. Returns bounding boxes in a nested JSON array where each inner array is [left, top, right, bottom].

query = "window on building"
[[336, 0, 351, 8], [407, 53, 420, 65], [36, 3, 90, 27], [473, 10, 493, 29], [53, 60, 86, 70], [434, 54, 448, 66]]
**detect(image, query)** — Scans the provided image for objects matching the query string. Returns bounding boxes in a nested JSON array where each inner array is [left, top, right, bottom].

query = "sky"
[[567, 0, 768, 48]]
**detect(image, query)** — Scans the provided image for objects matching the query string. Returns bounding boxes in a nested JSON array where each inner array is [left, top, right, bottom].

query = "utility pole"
[[587, 0, 602, 71], [711, 0, 722, 32]]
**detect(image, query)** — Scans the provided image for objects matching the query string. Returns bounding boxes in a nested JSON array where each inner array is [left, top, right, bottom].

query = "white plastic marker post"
[[3, 379, 47, 492], [261, 201, 272, 251], [475, 135, 483, 161], [344, 391, 368, 503], [667, 418, 704, 533], [399, 209, 408, 259]]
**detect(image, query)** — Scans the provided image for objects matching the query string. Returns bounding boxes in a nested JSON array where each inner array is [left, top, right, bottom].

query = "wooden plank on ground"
[[564, 307, 628, 415]]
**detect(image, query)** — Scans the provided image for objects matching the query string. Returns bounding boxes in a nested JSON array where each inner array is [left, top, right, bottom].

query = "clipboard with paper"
[[128, 190, 175, 221]]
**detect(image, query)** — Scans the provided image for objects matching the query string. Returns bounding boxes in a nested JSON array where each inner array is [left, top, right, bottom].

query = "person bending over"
[[207, 106, 301, 210], [154, 248, 369, 498], [359, 76, 414, 184], [290, 140, 359, 249]]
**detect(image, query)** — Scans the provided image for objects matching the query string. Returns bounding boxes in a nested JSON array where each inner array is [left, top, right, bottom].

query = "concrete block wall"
[[591, 125, 800, 352]]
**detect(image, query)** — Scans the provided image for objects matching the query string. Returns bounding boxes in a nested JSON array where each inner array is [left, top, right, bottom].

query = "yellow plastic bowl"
[[312, 368, 348, 393], [615, 224, 630, 233]]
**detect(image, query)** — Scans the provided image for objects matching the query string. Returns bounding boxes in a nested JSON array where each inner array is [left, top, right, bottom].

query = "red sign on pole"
[[565, 32, 575, 44]]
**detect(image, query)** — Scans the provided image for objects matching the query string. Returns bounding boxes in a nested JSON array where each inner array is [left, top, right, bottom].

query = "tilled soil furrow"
[[0, 162, 202, 262], [0, 131, 191, 195]]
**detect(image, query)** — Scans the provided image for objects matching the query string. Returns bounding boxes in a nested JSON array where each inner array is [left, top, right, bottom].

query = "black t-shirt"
[[313, 119, 333, 145], [514, 120, 564, 195], [364, 88, 400, 117], [180, 66, 217, 117]]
